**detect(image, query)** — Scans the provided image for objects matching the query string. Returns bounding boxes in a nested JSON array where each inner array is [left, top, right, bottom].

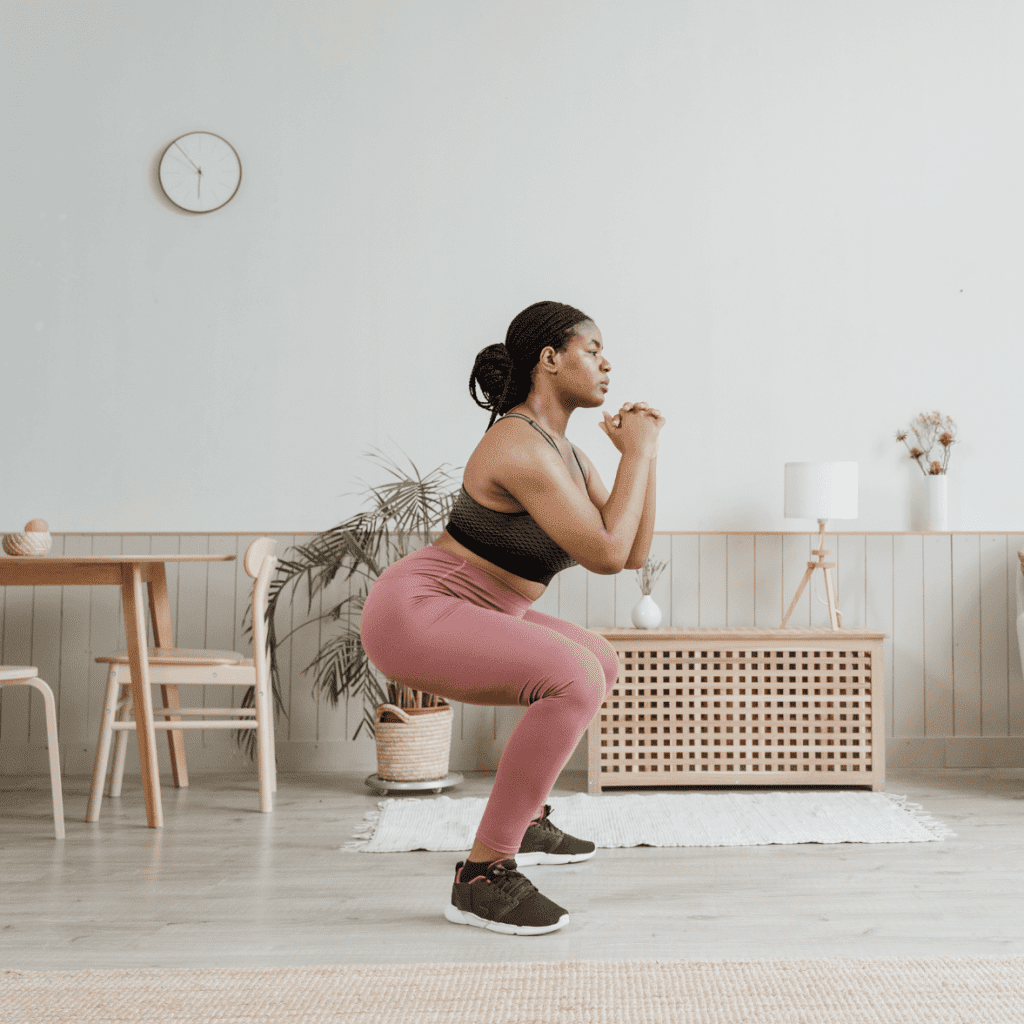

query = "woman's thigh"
[[521, 609, 619, 695], [361, 581, 606, 708]]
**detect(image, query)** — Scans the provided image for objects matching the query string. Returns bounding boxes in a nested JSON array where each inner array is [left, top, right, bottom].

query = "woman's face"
[[553, 321, 611, 409]]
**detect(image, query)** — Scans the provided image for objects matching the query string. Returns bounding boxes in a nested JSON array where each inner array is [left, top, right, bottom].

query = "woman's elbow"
[[591, 549, 634, 575], [577, 550, 626, 575], [574, 536, 636, 575]]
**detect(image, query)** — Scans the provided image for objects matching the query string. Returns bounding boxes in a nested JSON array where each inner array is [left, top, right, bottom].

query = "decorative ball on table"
[[2, 519, 53, 556]]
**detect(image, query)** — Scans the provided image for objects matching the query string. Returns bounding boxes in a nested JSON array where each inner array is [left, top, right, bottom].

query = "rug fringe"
[[882, 793, 957, 840], [341, 801, 392, 852]]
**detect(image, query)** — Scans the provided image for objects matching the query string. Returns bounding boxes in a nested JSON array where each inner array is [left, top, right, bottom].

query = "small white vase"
[[631, 594, 662, 629], [925, 474, 948, 531]]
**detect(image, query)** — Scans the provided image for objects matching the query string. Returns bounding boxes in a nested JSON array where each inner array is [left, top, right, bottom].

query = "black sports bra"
[[445, 414, 586, 585]]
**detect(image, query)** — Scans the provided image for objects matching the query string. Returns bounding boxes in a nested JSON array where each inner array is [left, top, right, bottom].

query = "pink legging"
[[360, 545, 618, 855]]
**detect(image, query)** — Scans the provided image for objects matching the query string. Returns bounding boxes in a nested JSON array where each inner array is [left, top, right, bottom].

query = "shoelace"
[[530, 807, 563, 838], [487, 863, 539, 903]]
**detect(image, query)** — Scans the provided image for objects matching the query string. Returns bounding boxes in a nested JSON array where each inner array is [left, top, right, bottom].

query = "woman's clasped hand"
[[598, 401, 665, 455]]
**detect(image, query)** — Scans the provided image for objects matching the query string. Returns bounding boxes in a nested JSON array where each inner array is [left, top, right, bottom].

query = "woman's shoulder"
[[483, 412, 554, 447], [468, 413, 561, 479], [463, 416, 552, 511]]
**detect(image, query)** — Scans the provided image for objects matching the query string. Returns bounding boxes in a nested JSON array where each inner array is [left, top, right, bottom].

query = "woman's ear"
[[538, 345, 559, 376]]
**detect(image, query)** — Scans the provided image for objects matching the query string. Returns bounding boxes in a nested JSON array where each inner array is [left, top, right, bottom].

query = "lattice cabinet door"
[[588, 628, 887, 792]]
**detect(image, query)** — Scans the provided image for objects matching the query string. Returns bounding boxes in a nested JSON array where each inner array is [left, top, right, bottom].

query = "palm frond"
[[236, 448, 461, 751]]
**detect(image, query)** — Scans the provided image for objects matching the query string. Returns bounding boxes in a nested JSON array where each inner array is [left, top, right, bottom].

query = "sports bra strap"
[[500, 413, 560, 453], [499, 414, 588, 482]]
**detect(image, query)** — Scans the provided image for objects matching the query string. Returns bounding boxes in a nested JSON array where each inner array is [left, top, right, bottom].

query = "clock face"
[[158, 132, 242, 213]]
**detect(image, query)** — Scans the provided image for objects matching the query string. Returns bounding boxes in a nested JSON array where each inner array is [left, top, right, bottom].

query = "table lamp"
[[781, 461, 858, 630]]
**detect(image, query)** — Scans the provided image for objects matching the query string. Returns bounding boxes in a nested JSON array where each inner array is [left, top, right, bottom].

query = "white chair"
[[87, 538, 278, 821], [0, 668, 65, 839]]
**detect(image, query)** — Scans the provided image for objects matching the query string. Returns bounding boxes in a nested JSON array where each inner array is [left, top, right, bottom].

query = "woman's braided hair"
[[469, 301, 592, 429]]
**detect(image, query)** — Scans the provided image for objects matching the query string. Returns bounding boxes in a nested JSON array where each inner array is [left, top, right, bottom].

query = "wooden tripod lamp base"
[[780, 462, 858, 631], [781, 520, 843, 630]]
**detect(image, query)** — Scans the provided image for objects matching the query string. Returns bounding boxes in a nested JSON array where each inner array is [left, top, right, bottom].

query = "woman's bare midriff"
[[432, 531, 547, 603]]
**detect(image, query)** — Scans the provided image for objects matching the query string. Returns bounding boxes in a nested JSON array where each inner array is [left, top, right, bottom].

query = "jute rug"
[[345, 791, 953, 853], [3, 958, 1022, 1023]]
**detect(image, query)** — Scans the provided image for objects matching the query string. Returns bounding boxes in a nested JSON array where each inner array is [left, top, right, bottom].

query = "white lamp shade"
[[784, 462, 859, 520]]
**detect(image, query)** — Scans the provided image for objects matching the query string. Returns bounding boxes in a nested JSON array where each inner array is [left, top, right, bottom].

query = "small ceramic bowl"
[[2, 531, 52, 556]]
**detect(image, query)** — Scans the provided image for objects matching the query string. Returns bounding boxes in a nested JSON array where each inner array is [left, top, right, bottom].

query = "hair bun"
[[469, 343, 513, 411]]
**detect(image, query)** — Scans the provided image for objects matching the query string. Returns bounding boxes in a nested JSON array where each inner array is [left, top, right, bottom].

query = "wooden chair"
[[0, 667, 65, 839], [87, 538, 278, 821]]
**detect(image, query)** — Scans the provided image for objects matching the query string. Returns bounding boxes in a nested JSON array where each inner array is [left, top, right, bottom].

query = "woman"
[[360, 300, 663, 934]]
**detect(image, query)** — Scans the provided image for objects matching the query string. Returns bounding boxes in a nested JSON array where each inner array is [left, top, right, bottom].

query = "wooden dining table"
[[0, 552, 235, 828]]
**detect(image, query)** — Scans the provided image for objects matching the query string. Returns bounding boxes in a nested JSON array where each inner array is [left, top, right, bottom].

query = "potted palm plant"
[[260, 451, 461, 779]]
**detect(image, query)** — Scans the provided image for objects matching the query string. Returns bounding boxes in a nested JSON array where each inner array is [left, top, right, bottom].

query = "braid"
[[468, 301, 592, 429]]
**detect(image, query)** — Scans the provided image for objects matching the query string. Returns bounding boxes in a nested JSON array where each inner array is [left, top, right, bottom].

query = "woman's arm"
[[489, 411, 660, 575], [624, 455, 656, 570], [582, 404, 662, 571]]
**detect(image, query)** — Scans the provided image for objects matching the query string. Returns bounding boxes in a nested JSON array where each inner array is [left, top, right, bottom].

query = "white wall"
[[3, 1, 1022, 534]]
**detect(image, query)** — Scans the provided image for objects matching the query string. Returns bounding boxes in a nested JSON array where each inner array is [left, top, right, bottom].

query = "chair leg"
[[267, 688, 278, 794], [108, 678, 133, 798], [87, 666, 122, 822], [254, 675, 273, 813], [24, 677, 65, 840]]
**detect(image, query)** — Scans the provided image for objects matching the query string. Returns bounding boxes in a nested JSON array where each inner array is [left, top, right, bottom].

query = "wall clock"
[[158, 132, 242, 213]]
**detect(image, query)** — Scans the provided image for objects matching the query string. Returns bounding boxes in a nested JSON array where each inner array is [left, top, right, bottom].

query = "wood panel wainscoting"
[[1, 531, 1022, 779]]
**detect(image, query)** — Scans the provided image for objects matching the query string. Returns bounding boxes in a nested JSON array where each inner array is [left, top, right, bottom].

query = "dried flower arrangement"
[[634, 557, 668, 596], [895, 411, 957, 476]]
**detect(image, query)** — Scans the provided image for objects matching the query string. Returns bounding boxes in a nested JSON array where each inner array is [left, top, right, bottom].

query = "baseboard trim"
[[886, 737, 1024, 769], [7, 736, 1022, 779]]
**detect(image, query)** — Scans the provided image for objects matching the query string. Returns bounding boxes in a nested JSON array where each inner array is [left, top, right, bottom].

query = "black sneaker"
[[444, 858, 569, 935], [516, 805, 596, 866]]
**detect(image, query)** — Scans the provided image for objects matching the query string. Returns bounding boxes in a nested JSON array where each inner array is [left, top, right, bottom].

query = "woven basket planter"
[[374, 702, 452, 783]]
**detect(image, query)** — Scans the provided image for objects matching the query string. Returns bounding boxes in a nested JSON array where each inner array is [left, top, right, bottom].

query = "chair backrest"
[[245, 537, 277, 579], [0, 666, 38, 682], [244, 538, 278, 692]]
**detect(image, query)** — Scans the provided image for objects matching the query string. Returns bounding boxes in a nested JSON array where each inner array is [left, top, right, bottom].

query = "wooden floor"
[[1, 767, 1022, 970]]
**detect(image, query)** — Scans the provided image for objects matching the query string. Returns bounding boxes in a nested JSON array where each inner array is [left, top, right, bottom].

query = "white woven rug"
[[346, 791, 953, 852]]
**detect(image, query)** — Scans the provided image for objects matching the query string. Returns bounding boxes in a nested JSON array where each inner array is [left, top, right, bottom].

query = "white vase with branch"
[[631, 557, 667, 629], [895, 411, 957, 531]]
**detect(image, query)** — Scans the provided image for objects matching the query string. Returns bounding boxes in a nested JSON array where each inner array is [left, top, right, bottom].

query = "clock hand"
[[173, 142, 201, 173]]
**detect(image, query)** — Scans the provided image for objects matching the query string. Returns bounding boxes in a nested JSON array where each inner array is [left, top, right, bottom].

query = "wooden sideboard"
[[588, 627, 887, 792]]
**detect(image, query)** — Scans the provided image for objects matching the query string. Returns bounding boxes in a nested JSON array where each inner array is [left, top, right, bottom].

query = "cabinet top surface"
[[593, 626, 888, 640]]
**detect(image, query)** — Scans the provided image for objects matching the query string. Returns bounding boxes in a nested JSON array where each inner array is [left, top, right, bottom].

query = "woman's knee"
[[521, 648, 608, 715], [590, 633, 619, 695]]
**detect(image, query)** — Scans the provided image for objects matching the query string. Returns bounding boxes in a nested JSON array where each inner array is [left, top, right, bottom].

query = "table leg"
[[148, 566, 188, 788], [122, 564, 163, 828]]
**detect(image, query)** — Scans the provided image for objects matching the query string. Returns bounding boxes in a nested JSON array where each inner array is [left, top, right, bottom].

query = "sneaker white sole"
[[514, 849, 596, 866], [444, 904, 569, 935]]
